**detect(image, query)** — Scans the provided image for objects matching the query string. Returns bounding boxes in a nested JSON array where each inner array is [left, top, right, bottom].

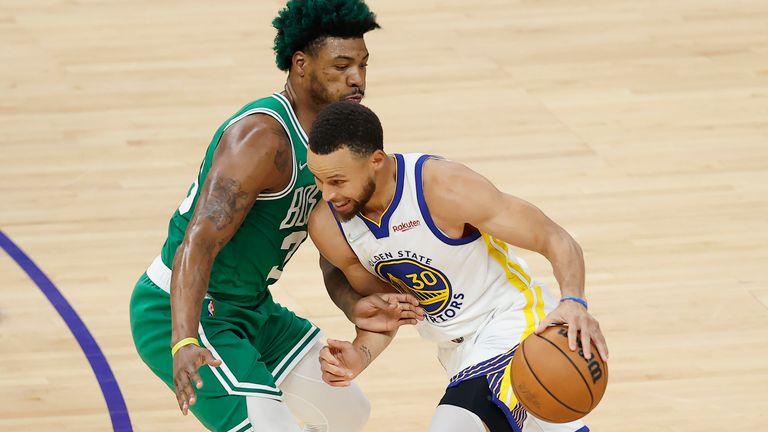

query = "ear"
[[370, 150, 388, 170], [292, 51, 308, 77]]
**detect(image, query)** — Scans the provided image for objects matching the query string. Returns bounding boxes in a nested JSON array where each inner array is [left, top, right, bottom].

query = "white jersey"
[[334, 153, 550, 344], [333, 153, 582, 431]]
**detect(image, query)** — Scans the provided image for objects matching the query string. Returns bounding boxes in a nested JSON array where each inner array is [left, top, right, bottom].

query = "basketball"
[[511, 325, 608, 423]]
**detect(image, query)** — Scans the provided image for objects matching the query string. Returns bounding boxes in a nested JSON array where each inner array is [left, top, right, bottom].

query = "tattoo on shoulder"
[[270, 126, 292, 174], [359, 345, 373, 366], [200, 176, 250, 231]]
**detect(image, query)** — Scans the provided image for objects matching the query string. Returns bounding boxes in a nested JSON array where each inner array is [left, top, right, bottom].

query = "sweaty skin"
[[170, 37, 401, 415]]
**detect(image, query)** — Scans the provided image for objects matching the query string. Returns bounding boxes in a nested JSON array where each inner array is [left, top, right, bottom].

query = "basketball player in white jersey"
[[305, 102, 609, 432]]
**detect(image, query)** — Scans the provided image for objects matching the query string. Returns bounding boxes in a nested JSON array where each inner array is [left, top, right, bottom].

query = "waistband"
[[146, 255, 211, 299]]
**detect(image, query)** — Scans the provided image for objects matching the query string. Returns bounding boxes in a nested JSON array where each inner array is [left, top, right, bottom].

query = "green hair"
[[272, 0, 380, 71]]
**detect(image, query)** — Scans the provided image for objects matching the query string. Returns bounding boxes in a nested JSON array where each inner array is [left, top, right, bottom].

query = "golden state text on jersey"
[[333, 153, 543, 344]]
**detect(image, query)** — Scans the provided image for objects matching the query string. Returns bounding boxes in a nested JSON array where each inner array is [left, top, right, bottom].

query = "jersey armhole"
[[223, 108, 298, 201], [414, 155, 482, 246]]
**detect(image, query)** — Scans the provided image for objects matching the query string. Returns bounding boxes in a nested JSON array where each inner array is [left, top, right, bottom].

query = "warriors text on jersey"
[[149, 93, 320, 307], [332, 153, 586, 432], [333, 153, 546, 343]]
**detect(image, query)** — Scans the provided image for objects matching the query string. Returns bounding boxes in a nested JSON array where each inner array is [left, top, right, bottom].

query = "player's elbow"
[[182, 221, 228, 258]]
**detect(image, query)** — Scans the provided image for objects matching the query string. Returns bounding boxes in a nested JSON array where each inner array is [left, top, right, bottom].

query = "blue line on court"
[[0, 230, 132, 431]]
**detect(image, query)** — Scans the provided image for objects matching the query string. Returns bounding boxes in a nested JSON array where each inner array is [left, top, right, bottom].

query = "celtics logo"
[[375, 258, 453, 316]]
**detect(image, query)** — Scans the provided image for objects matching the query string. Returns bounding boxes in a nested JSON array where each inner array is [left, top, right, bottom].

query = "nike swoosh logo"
[[299, 161, 308, 170]]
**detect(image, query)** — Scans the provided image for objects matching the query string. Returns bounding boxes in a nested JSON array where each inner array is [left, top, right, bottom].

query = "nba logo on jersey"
[[207, 300, 215, 317]]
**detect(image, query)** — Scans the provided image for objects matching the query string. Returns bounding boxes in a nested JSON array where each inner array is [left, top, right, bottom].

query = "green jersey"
[[159, 93, 319, 307]]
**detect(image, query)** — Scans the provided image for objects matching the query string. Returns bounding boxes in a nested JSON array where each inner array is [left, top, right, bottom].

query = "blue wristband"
[[560, 296, 588, 310]]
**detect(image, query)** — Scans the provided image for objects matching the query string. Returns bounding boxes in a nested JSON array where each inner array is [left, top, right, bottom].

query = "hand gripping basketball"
[[535, 299, 609, 362]]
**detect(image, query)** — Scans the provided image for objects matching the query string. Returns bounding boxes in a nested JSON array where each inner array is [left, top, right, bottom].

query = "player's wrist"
[[170, 331, 200, 347], [559, 296, 588, 310], [171, 337, 200, 357]]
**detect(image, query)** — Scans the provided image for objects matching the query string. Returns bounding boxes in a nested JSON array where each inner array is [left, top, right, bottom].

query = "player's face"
[[308, 147, 377, 221], [306, 37, 368, 107]]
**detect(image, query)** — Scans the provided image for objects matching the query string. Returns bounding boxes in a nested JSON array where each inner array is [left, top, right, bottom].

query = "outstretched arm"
[[170, 115, 293, 415], [422, 158, 608, 362]]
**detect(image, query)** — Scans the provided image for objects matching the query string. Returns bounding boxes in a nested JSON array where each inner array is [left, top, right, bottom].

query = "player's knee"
[[281, 342, 370, 431], [303, 397, 369, 432], [428, 405, 487, 432], [285, 382, 370, 432]]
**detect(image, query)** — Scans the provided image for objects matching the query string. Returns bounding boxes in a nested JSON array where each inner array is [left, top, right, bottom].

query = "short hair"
[[309, 101, 383, 157], [272, 0, 380, 72]]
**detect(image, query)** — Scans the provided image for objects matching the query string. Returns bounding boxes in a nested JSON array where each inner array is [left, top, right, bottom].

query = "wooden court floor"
[[1, 0, 767, 430]]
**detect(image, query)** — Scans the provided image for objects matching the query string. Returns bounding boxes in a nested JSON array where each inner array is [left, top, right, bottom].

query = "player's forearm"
[[320, 255, 362, 321], [544, 227, 586, 298], [170, 235, 220, 344], [351, 327, 396, 372]]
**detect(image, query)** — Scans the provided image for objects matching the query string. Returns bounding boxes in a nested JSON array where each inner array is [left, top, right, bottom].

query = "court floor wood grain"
[[1, 0, 767, 430]]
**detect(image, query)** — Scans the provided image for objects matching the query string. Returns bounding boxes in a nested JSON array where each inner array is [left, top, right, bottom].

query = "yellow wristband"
[[171, 337, 199, 357]]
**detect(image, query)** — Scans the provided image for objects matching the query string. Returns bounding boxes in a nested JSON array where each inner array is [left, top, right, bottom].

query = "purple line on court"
[[0, 230, 132, 432]]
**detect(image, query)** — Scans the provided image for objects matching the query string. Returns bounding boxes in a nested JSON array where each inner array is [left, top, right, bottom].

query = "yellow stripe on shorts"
[[481, 233, 545, 410]]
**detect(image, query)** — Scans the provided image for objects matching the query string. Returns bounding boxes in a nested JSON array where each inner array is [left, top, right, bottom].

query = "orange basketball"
[[511, 325, 608, 423]]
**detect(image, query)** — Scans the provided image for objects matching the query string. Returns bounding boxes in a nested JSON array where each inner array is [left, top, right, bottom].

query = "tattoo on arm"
[[359, 345, 373, 367], [271, 126, 291, 174], [198, 176, 250, 231]]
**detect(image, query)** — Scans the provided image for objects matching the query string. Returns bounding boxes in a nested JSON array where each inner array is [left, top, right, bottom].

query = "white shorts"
[[437, 281, 557, 378]]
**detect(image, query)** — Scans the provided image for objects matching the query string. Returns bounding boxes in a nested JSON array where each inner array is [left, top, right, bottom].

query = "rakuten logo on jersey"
[[392, 220, 421, 233]]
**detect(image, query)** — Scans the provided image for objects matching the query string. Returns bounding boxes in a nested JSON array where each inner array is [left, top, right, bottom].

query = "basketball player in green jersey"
[[129, 2, 423, 431]]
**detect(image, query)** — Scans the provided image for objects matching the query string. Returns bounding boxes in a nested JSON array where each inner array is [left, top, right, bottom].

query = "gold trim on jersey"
[[358, 157, 398, 227], [481, 233, 547, 410]]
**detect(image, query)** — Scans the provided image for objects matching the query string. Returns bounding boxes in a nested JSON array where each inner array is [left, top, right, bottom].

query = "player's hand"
[[536, 300, 609, 362], [172, 344, 222, 415], [318, 339, 366, 387], [352, 293, 425, 332]]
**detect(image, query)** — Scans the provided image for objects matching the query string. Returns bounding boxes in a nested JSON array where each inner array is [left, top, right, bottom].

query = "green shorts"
[[129, 273, 321, 431]]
